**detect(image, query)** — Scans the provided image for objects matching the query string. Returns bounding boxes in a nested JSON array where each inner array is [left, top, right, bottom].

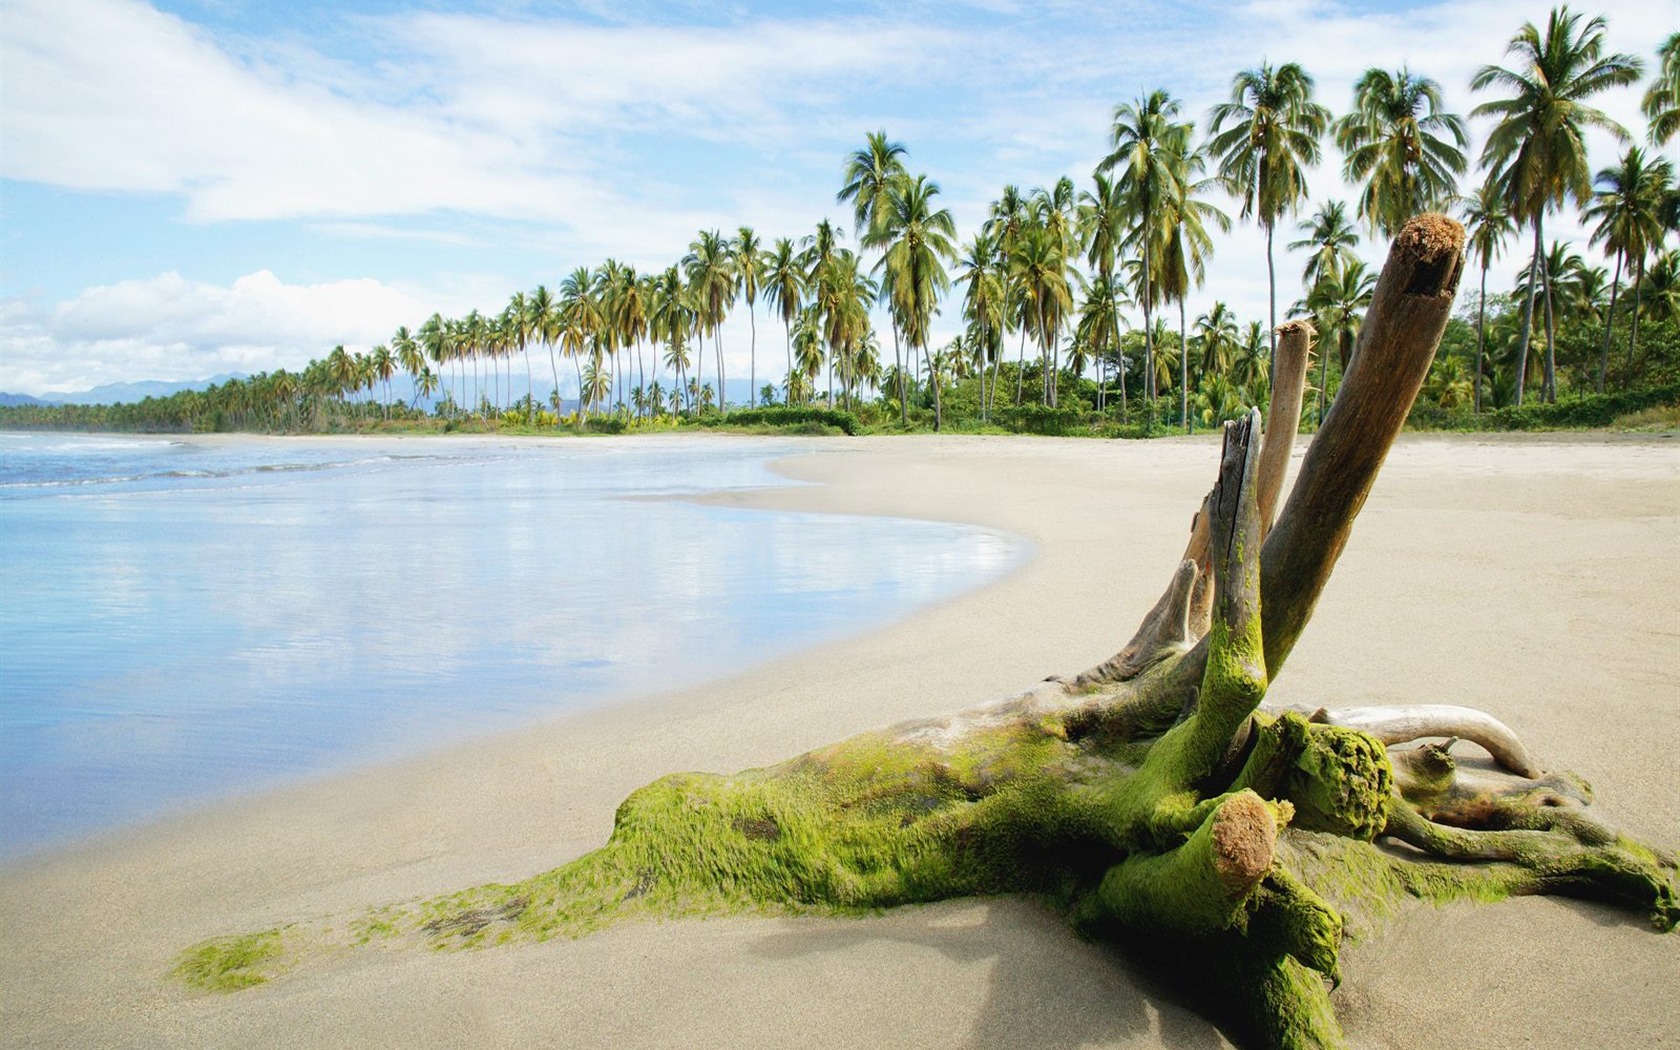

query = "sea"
[[0, 432, 1022, 862]]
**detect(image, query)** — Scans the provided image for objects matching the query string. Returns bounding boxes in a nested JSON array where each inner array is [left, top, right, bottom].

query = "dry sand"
[[2, 432, 1677, 1049]]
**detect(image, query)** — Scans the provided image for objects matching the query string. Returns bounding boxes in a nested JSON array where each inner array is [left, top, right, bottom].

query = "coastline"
[[2, 432, 1677, 1048]]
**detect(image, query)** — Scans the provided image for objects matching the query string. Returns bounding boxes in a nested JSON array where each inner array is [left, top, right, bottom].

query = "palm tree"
[[1103, 90, 1189, 425], [683, 230, 735, 411], [370, 343, 396, 420], [1333, 67, 1468, 237], [1193, 302, 1240, 388], [1584, 147, 1675, 386], [650, 265, 692, 414], [956, 231, 1006, 420], [984, 185, 1030, 409], [1009, 222, 1074, 410], [1288, 200, 1361, 295], [1643, 32, 1680, 145], [392, 325, 423, 411], [1206, 62, 1332, 361], [560, 267, 601, 420], [868, 174, 957, 429], [1303, 260, 1377, 423], [506, 290, 536, 423], [734, 227, 763, 412], [1077, 171, 1130, 418], [1158, 140, 1230, 433], [529, 284, 562, 421], [764, 238, 805, 405], [837, 131, 909, 244], [1471, 6, 1642, 405], [1460, 179, 1516, 412]]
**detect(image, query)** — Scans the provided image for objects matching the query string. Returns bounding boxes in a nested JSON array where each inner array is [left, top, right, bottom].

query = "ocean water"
[[0, 433, 1021, 861]]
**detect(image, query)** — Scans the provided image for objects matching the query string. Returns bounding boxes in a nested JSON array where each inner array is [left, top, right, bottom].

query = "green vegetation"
[[171, 929, 287, 992]]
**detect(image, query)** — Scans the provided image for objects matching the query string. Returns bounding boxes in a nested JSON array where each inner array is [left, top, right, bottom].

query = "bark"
[[177, 216, 1677, 1050]]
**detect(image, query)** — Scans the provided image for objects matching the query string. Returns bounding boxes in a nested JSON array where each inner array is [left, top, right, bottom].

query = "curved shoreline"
[[2, 432, 1677, 1048]]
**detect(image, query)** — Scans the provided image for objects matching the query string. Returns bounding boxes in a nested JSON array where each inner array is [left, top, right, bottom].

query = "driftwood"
[[176, 215, 1677, 1049]]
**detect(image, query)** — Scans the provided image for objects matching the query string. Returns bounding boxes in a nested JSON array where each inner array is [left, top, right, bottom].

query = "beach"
[[2, 431, 1677, 1049]]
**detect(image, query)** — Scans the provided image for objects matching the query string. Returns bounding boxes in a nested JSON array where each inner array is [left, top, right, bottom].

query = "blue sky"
[[0, 0, 1672, 395]]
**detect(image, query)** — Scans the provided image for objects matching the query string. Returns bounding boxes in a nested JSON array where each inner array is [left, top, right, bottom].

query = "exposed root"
[[1309, 704, 1540, 777]]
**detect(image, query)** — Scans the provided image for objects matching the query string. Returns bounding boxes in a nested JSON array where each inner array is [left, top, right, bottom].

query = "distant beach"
[[1, 432, 1676, 1049]]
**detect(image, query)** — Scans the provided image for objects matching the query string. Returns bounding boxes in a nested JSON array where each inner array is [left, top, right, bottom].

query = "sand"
[[2, 431, 1677, 1049]]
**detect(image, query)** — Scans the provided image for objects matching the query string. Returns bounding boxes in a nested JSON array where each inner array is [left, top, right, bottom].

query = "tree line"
[[6, 8, 1677, 437]]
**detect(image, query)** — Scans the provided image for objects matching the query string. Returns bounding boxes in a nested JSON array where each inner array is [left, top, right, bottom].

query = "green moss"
[[1280, 725, 1391, 840], [172, 929, 287, 992]]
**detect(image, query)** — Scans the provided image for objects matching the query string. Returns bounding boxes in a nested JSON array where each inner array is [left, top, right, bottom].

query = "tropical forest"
[[7, 9, 1678, 438]]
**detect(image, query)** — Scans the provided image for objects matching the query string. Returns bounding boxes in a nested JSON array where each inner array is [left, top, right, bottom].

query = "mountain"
[[9, 374, 252, 406]]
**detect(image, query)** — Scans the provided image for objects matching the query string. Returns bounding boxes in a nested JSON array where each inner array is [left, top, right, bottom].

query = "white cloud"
[[0, 270, 454, 395]]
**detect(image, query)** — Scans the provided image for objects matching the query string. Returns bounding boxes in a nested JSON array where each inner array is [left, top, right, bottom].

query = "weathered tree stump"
[[177, 215, 1677, 1049]]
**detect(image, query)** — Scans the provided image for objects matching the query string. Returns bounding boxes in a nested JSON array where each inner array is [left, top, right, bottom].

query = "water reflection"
[[0, 435, 1020, 859]]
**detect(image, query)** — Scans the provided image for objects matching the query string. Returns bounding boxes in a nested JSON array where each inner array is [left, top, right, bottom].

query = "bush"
[[990, 403, 1088, 435], [1488, 383, 1680, 430], [710, 406, 860, 435]]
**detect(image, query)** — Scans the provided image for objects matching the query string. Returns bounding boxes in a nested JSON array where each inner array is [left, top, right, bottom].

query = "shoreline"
[[3, 432, 1677, 1048]]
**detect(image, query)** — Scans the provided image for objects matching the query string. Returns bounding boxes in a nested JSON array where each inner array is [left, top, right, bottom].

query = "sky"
[[0, 0, 1674, 397]]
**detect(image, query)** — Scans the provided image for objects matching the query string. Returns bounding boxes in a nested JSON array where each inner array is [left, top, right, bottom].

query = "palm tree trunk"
[[1474, 264, 1489, 413], [716, 332, 726, 412], [892, 321, 907, 426], [1265, 220, 1277, 368], [547, 343, 562, 425], [1629, 257, 1645, 371], [1599, 253, 1622, 394], [1514, 218, 1543, 407], [784, 320, 793, 405], [1180, 298, 1190, 435], [1015, 328, 1027, 407], [1142, 246, 1156, 430], [748, 306, 756, 410], [927, 343, 942, 432], [1542, 252, 1558, 404], [1110, 280, 1128, 424]]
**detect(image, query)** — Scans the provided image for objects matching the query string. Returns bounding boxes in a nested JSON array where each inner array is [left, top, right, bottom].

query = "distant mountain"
[[7, 374, 252, 406]]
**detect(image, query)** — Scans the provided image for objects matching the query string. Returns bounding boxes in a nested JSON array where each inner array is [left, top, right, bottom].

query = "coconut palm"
[[1193, 301, 1240, 389], [1303, 259, 1377, 423], [560, 267, 602, 420], [984, 185, 1031, 409], [868, 174, 958, 429], [734, 227, 763, 412], [763, 238, 806, 405], [1643, 32, 1680, 145], [955, 230, 1006, 420], [837, 131, 909, 245], [1157, 141, 1231, 433], [528, 285, 562, 421], [1471, 6, 1643, 405], [1333, 67, 1468, 237], [1288, 200, 1361, 292], [1103, 90, 1190, 423], [370, 343, 396, 419], [650, 265, 692, 414], [1206, 63, 1332, 361], [1460, 179, 1516, 412], [1077, 170, 1130, 418], [683, 230, 736, 411], [1009, 222, 1074, 410], [1584, 147, 1675, 386]]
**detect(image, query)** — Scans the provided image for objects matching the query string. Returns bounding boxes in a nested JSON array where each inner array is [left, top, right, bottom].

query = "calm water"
[[0, 433, 1020, 860]]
